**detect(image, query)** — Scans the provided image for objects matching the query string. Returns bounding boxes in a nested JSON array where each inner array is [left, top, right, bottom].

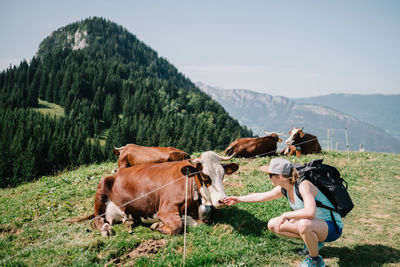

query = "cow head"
[[113, 145, 125, 157], [181, 151, 238, 209], [224, 140, 238, 156], [265, 131, 285, 143], [285, 127, 305, 145]]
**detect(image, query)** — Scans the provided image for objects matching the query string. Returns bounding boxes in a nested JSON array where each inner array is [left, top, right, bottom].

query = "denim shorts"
[[324, 220, 342, 242]]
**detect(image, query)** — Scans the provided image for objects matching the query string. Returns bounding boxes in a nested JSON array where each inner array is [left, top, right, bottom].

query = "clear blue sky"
[[1, 0, 399, 97]]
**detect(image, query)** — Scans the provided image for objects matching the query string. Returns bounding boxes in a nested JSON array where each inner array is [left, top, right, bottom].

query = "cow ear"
[[288, 131, 292, 135], [222, 163, 239, 175], [190, 159, 203, 171], [180, 165, 199, 177], [299, 131, 305, 138]]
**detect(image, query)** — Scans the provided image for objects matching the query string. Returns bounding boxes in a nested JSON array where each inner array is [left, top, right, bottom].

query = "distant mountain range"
[[294, 94, 400, 140], [197, 82, 400, 153]]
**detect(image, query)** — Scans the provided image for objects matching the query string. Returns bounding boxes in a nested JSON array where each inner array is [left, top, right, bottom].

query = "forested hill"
[[0, 17, 252, 187]]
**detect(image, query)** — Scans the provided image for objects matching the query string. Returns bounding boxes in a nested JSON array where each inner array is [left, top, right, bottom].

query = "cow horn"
[[113, 145, 124, 151], [218, 153, 236, 161], [265, 131, 285, 136]]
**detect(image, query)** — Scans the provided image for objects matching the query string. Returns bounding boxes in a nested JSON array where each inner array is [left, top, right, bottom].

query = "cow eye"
[[200, 173, 212, 186]]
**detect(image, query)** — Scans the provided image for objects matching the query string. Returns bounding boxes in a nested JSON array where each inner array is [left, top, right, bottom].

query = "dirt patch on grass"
[[359, 218, 384, 232], [211, 223, 234, 236], [105, 239, 167, 266], [0, 225, 22, 238]]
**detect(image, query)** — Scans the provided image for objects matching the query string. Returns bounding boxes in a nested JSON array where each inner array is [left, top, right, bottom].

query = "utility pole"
[[327, 128, 330, 151], [345, 128, 350, 160]]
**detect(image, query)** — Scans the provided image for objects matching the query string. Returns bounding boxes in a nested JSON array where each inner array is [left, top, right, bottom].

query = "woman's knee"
[[297, 219, 312, 235], [267, 217, 278, 232]]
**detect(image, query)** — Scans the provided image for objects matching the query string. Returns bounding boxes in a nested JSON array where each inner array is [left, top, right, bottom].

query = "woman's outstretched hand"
[[223, 196, 240, 206]]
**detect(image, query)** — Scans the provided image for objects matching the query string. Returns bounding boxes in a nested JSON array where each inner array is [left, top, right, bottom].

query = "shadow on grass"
[[212, 206, 269, 236], [322, 244, 400, 267]]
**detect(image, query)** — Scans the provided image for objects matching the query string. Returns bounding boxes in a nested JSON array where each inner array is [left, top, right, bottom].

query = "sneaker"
[[298, 255, 325, 267], [298, 242, 324, 255]]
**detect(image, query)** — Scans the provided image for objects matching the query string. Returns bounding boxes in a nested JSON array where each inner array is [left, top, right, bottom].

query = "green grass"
[[1, 151, 399, 266], [34, 99, 65, 117], [33, 99, 110, 145]]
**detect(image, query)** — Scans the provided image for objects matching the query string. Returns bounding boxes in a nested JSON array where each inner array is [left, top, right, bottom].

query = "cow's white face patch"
[[195, 151, 227, 209], [285, 128, 301, 145]]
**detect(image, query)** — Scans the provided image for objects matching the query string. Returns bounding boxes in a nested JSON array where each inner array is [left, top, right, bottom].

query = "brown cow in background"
[[113, 144, 190, 171], [224, 132, 284, 158], [282, 127, 322, 156]]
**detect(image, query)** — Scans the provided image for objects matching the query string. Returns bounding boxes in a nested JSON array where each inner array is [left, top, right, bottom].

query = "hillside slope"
[[1, 151, 399, 266], [197, 82, 400, 153]]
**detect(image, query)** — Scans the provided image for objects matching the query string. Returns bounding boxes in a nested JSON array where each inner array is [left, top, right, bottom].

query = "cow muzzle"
[[285, 139, 293, 145], [212, 197, 227, 209]]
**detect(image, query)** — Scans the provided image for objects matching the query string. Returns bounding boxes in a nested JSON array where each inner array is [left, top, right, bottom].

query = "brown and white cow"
[[224, 132, 284, 158], [68, 151, 238, 236], [283, 127, 322, 156], [113, 144, 190, 170]]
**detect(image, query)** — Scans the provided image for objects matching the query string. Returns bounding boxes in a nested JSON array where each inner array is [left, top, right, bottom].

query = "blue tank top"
[[287, 184, 344, 229]]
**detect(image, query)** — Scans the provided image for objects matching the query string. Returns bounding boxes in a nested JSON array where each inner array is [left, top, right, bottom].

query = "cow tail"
[[64, 213, 95, 223]]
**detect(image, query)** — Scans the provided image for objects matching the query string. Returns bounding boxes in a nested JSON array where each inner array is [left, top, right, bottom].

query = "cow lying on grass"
[[66, 151, 238, 236], [281, 127, 322, 156], [224, 132, 284, 158]]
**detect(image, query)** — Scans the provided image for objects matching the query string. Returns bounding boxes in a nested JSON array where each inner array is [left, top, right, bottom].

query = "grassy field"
[[1, 151, 399, 266], [34, 99, 65, 117]]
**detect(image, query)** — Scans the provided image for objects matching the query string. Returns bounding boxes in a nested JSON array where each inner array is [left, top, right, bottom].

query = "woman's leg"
[[268, 217, 329, 257], [268, 217, 302, 239], [296, 219, 328, 257]]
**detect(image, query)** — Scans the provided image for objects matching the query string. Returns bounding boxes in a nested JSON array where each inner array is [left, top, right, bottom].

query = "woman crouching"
[[223, 158, 343, 267]]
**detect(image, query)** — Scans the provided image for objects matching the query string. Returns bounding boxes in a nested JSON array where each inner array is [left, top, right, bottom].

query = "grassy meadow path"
[[0, 151, 399, 266]]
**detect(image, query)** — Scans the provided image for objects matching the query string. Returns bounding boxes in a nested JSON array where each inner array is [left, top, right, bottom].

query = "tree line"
[[0, 107, 106, 187]]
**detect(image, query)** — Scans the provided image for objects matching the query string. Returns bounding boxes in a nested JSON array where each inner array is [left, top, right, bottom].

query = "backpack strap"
[[281, 187, 288, 198]]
